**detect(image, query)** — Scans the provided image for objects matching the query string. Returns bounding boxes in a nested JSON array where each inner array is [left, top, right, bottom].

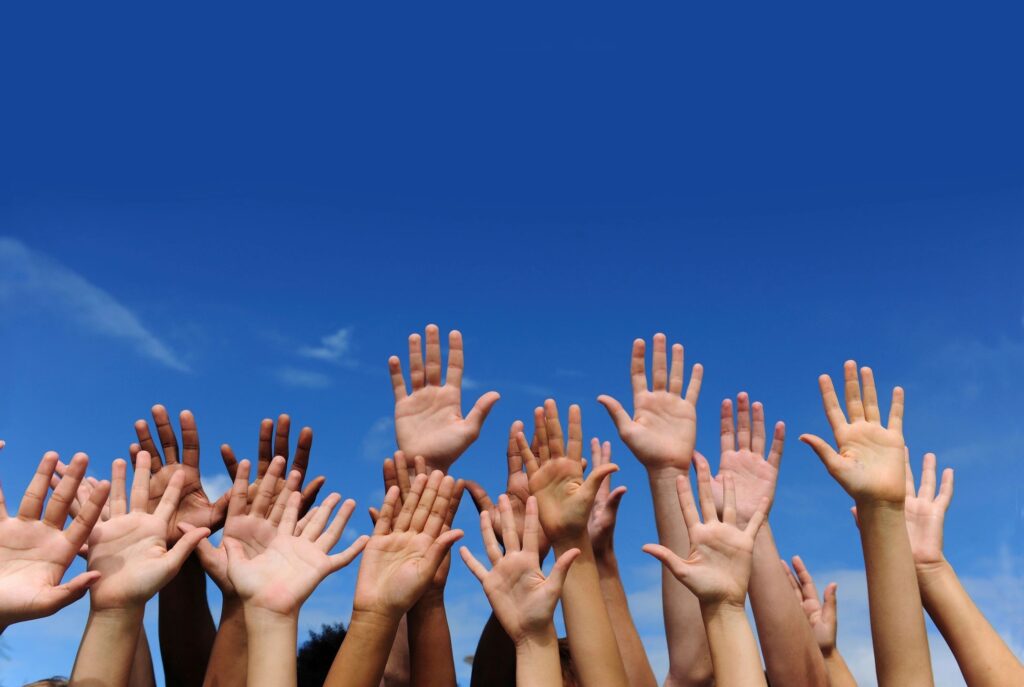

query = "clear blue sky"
[[1, 3, 1022, 685]]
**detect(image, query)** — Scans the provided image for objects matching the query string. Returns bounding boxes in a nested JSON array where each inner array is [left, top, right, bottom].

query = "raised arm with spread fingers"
[[801, 362, 933, 687], [643, 456, 769, 687], [902, 452, 1024, 685], [598, 334, 712, 686], [461, 495, 580, 687], [130, 405, 230, 686], [782, 557, 858, 687], [519, 399, 628, 687], [388, 324, 500, 473], [326, 472, 464, 687], [71, 452, 210, 687], [587, 438, 658, 687], [214, 460, 366, 687], [709, 393, 827, 686], [0, 451, 109, 633]]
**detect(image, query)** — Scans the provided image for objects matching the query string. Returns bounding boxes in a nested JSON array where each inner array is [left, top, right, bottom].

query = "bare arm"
[[599, 335, 713, 686], [801, 363, 933, 687], [904, 453, 1024, 685], [130, 627, 157, 687]]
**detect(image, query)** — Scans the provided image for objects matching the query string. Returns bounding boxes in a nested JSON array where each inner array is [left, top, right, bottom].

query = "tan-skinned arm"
[[588, 439, 658, 687], [903, 453, 1024, 685], [599, 334, 713, 686], [708, 394, 827, 686], [801, 362, 933, 687], [130, 628, 157, 687], [519, 400, 628, 687], [326, 475, 464, 687], [644, 457, 769, 687]]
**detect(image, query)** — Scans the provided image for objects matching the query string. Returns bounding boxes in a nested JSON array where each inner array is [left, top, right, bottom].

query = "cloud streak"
[[300, 327, 355, 365], [0, 237, 189, 371], [276, 366, 332, 388]]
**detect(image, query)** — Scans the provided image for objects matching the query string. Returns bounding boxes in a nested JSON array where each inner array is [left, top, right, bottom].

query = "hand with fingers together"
[[710, 393, 785, 526], [388, 324, 500, 473], [598, 333, 703, 473], [326, 472, 465, 687], [518, 401, 618, 545], [130, 405, 231, 540], [72, 451, 211, 687], [466, 421, 551, 561], [461, 495, 580, 687], [643, 456, 769, 687], [220, 413, 326, 516], [0, 452, 110, 632]]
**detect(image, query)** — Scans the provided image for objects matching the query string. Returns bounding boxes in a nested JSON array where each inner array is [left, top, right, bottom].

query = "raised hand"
[[130, 405, 231, 541], [187, 456, 303, 596], [711, 393, 785, 526], [598, 334, 703, 472], [461, 495, 579, 645], [224, 477, 366, 618], [0, 452, 110, 630], [87, 452, 210, 611], [219, 413, 326, 514], [904, 451, 953, 572], [466, 421, 551, 558], [353, 471, 465, 620], [518, 400, 618, 544], [800, 362, 906, 505], [783, 557, 838, 655], [388, 324, 500, 473], [587, 438, 626, 556], [643, 455, 768, 607]]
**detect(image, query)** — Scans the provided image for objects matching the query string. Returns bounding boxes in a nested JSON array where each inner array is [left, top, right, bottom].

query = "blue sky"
[[1, 3, 1023, 685]]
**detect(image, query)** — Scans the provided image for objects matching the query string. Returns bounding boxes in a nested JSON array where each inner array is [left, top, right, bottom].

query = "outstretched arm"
[[904, 453, 1023, 685], [801, 362, 933, 687], [522, 400, 628, 687], [598, 334, 713, 686], [644, 457, 769, 687], [710, 394, 827, 686], [588, 439, 658, 687]]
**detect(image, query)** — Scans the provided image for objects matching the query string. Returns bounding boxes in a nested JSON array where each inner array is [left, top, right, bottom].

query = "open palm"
[[389, 325, 500, 472], [904, 451, 953, 569], [599, 335, 703, 471]]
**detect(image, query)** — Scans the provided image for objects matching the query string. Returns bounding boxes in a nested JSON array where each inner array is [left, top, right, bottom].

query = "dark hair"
[[297, 622, 347, 687], [558, 637, 579, 687]]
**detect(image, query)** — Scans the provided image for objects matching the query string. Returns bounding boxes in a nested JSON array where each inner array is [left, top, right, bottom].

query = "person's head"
[[297, 622, 347, 687], [25, 679, 69, 687], [558, 637, 579, 687]]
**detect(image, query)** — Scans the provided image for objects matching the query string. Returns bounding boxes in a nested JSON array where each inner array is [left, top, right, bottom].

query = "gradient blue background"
[[1, 3, 1022, 685]]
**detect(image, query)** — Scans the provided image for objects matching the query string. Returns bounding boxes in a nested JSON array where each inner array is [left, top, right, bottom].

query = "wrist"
[[699, 599, 747, 620], [244, 604, 299, 629], [411, 588, 445, 614], [513, 622, 558, 652], [647, 465, 689, 485], [915, 557, 952, 587], [552, 533, 592, 556], [350, 606, 404, 631], [594, 548, 618, 574], [88, 605, 146, 626]]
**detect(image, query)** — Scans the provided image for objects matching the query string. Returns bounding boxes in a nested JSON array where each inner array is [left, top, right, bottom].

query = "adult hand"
[[598, 334, 703, 473], [389, 324, 500, 473]]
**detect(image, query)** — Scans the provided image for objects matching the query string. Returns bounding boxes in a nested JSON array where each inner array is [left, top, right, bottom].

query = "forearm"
[[700, 603, 767, 687], [244, 607, 298, 687], [471, 612, 516, 687], [554, 535, 629, 687], [407, 591, 457, 687], [595, 551, 658, 687], [917, 559, 1024, 686], [159, 554, 216, 686], [514, 625, 563, 687], [130, 627, 157, 687], [747, 525, 828, 686], [382, 614, 411, 687], [72, 606, 145, 687], [203, 596, 247, 687], [857, 502, 933, 687], [823, 649, 858, 687], [648, 469, 713, 687], [326, 609, 402, 687]]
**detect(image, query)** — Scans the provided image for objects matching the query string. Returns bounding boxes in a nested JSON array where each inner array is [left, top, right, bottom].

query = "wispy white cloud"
[[201, 473, 233, 501], [360, 416, 395, 461], [0, 237, 189, 371], [275, 366, 332, 388], [300, 327, 356, 366]]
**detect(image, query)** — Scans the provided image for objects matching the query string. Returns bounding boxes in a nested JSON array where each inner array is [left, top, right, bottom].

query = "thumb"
[[581, 463, 619, 503], [799, 434, 842, 473], [464, 481, 495, 515], [596, 395, 631, 435], [605, 486, 627, 515], [179, 522, 219, 568], [40, 570, 101, 614], [823, 582, 838, 626], [465, 392, 501, 434], [546, 548, 581, 594], [641, 543, 688, 582], [849, 506, 859, 529], [165, 526, 211, 571]]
